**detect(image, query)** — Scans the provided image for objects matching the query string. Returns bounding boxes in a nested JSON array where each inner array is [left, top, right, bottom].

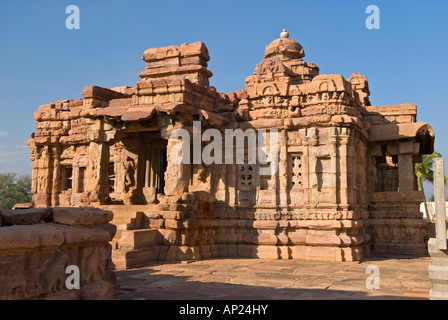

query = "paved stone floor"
[[114, 255, 431, 300]]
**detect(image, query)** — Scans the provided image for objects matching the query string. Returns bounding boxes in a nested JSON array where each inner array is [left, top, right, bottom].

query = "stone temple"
[[28, 29, 435, 268]]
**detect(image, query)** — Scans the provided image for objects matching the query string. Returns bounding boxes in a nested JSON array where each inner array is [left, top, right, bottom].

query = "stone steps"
[[98, 204, 157, 227], [112, 247, 160, 270], [112, 228, 160, 269]]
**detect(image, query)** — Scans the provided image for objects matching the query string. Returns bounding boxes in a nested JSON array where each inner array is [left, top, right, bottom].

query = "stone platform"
[[114, 255, 431, 300]]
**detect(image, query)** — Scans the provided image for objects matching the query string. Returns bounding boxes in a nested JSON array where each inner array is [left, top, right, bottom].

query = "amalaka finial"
[[280, 28, 289, 39]]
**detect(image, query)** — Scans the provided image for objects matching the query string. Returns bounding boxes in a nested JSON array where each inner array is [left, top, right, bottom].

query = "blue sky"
[[0, 0, 447, 194]]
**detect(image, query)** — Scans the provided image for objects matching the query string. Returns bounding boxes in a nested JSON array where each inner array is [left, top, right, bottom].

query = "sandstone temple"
[[27, 29, 435, 267]]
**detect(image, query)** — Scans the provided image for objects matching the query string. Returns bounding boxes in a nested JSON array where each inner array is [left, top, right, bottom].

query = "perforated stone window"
[[239, 160, 254, 188], [290, 154, 303, 188]]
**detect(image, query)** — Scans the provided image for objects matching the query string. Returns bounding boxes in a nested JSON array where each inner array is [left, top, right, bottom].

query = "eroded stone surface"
[[53, 207, 113, 226], [0, 208, 116, 300], [1, 208, 52, 226]]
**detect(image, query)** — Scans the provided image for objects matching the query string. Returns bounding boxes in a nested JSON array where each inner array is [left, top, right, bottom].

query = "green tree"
[[0, 173, 32, 209], [415, 151, 448, 221]]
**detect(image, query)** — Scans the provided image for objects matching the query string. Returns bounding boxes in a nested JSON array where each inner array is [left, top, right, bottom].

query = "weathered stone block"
[[295, 246, 339, 262], [305, 232, 341, 246], [255, 233, 278, 245], [252, 220, 279, 229], [287, 231, 307, 245], [113, 247, 160, 269], [200, 245, 211, 259], [80, 246, 108, 285], [255, 246, 280, 259], [116, 229, 158, 249], [278, 246, 292, 259], [158, 228, 179, 245], [149, 218, 165, 229], [0, 224, 64, 254], [227, 244, 237, 257], [234, 244, 249, 257], [166, 245, 201, 261], [1, 208, 52, 226], [53, 224, 112, 247], [98, 223, 117, 239], [53, 207, 113, 226], [403, 243, 427, 255], [210, 244, 220, 258], [158, 245, 169, 260], [218, 244, 228, 257], [165, 219, 183, 230]]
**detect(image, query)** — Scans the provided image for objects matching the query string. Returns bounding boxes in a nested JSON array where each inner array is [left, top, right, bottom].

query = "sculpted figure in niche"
[[259, 57, 285, 75], [38, 171, 46, 193], [124, 156, 136, 193], [122, 156, 137, 204]]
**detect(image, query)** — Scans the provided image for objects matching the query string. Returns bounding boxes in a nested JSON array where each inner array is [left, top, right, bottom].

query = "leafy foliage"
[[0, 173, 32, 209], [414, 151, 448, 191], [415, 151, 448, 221]]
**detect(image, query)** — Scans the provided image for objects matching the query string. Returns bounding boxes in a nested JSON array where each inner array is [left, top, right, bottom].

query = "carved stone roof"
[[264, 30, 305, 61], [369, 122, 435, 143]]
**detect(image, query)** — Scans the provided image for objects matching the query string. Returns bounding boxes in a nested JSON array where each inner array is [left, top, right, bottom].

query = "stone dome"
[[264, 29, 305, 60]]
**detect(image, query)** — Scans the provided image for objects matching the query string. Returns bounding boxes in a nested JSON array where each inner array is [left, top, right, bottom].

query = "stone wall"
[[0, 207, 116, 300], [111, 191, 371, 269], [368, 191, 428, 255]]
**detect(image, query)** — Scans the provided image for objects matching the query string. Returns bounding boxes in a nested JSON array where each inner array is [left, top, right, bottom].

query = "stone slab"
[[53, 207, 113, 226]]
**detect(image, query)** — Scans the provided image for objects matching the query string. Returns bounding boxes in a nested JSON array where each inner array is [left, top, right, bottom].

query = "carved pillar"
[[51, 145, 61, 207], [113, 143, 125, 198], [279, 129, 288, 206], [346, 135, 356, 204], [356, 141, 367, 205], [398, 153, 414, 192], [215, 163, 227, 202], [270, 130, 279, 206], [329, 127, 338, 205], [226, 163, 237, 206], [164, 129, 188, 197], [30, 144, 38, 196], [36, 145, 52, 207], [301, 129, 310, 204], [338, 129, 350, 207], [87, 141, 110, 203]]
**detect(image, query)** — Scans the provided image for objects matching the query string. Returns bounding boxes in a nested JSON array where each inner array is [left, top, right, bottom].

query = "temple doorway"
[[138, 132, 168, 204]]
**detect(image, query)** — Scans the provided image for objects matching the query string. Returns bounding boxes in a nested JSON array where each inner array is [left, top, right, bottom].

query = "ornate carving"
[[257, 57, 285, 75], [290, 154, 303, 188], [239, 160, 254, 190]]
